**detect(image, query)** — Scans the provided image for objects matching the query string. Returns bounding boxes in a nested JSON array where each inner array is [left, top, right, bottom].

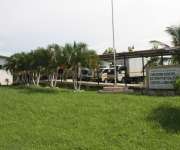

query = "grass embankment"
[[0, 86, 180, 149]]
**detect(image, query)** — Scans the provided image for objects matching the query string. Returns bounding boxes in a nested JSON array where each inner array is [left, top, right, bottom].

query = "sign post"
[[147, 65, 180, 90]]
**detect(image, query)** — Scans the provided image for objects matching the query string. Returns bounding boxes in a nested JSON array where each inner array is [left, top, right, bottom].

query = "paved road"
[[59, 79, 144, 88]]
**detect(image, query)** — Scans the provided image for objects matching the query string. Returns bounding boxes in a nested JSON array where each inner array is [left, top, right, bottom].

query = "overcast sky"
[[0, 0, 180, 56]]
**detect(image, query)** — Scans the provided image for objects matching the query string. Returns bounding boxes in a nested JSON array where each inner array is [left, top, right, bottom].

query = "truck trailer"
[[122, 58, 146, 83], [99, 58, 147, 84]]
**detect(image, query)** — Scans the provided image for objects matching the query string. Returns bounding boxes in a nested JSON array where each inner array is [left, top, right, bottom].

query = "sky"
[[0, 0, 180, 56]]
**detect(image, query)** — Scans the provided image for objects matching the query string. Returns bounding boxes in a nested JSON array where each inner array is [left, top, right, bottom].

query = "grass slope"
[[0, 87, 180, 150]]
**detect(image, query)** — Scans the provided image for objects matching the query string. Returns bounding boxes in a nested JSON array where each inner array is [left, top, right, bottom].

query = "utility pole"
[[111, 0, 117, 86]]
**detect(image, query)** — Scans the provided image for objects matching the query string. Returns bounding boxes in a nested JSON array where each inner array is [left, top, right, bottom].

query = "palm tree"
[[30, 47, 50, 86], [146, 25, 180, 67], [63, 42, 98, 90], [149, 40, 170, 49], [5, 52, 30, 84], [166, 25, 180, 64], [46, 44, 62, 87], [69, 42, 89, 90], [5, 48, 50, 86], [103, 47, 114, 54], [166, 26, 180, 46]]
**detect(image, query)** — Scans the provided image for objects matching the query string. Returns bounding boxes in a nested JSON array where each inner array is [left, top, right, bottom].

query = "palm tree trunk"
[[73, 66, 78, 90], [78, 63, 82, 90], [32, 72, 36, 85], [36, 72, 41, 86]]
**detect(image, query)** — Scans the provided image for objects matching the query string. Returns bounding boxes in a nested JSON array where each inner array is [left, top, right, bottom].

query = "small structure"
[[0, 55, 13, 85]]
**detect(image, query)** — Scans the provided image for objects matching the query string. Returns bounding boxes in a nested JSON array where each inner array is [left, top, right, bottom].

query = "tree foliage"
[[146, 25, 180, 67], [149, 40, 170, 49], [166, 25, 180, 64], [5, 42, 98, 89], [103, 47, 114, 54]]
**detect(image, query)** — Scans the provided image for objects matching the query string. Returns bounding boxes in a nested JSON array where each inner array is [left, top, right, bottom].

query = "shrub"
[[174, 77, 180, 91]]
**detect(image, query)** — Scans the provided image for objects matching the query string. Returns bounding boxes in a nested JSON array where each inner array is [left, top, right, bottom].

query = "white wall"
[[0, 70, 13, 85], [0, 58, 7, 66], [0, 57, 13, 85]]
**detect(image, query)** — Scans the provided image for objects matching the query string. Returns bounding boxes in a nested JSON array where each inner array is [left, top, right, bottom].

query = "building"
[[0, 55, 13, 85]]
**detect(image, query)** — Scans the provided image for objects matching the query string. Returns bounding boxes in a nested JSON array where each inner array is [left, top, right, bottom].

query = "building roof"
[[99, 47, 180, 61], [0, 55, 8, 59]]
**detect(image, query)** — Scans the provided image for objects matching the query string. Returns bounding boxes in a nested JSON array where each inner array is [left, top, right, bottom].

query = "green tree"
[[103, 47, 114, 54], [149, 40, 170, 49], [166, 25, 180, 64], [5, 42, 98, 89], [30, 47, 50, 86], [46, 44, 63, 87], [63, 42, 98, 90], [5, 52, 31, 84]]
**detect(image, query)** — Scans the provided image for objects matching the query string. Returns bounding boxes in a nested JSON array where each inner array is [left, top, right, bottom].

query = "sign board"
[[147, 65, 180, 89]]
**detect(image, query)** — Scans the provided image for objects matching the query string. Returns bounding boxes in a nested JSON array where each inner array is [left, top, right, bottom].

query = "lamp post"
[[111, 0, 117, 85]]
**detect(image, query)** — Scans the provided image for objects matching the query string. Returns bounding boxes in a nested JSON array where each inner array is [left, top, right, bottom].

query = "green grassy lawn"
[[0, 87, 180, 150]]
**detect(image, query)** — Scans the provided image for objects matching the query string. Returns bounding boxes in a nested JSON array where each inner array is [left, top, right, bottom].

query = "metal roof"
[[99, 47, 180, 61]]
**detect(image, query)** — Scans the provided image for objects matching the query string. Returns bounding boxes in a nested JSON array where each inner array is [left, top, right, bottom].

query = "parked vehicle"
[[99, 58, 145, 84], [81, 68, 93, 81], [99, 67, 124, 83], [120, 58, 145, 83]]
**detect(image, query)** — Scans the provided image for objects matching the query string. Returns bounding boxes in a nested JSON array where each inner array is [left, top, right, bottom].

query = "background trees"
[[166, 26, 180, 64], [146, 25, 180, 67], [5, 42, 98, 89], [103, 47, 114, 54]]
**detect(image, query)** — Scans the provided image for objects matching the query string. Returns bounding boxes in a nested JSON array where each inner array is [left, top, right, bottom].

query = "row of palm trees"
[[5, 42, 99, 90]]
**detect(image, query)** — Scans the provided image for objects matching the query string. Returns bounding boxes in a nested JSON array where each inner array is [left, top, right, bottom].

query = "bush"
[[175, 77, 180, 91]]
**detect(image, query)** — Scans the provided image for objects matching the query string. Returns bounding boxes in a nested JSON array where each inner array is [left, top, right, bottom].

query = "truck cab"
[[100, 68, 124, 83]]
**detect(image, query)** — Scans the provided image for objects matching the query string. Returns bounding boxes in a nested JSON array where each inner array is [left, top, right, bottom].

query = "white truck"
[[100, 67, 124, 83], [99, 58, 146, 83], [122, 58, 146, 83]]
